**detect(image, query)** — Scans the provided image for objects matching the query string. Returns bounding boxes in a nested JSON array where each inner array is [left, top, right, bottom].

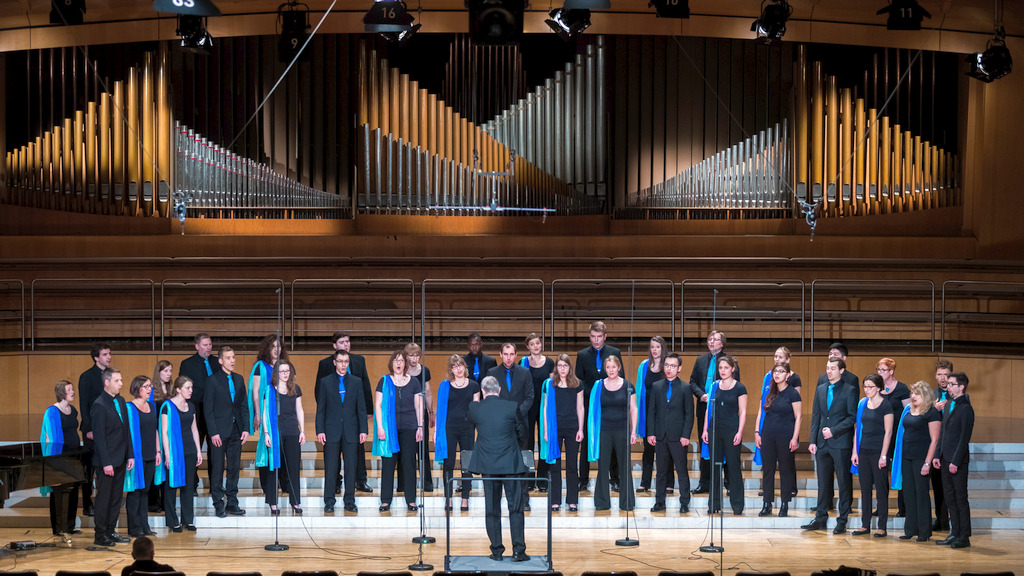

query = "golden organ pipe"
[[99, 94, 110, 215], [811, 61, 823, 204], [854, 98, 865, 214], [795, 46, 808, 189], [903, 130, 912, 212], [52, 125, 63, 207], [42, 132, 52, 207], [158, 51, 170, 217], [840, 88, 852, 214], [112, 81, 125, 214], [86, 102, 97, 211], [74, 110, 85, 210], [358, 43, 368, 126], [825, 75, 838, 214], [127, 66, 140, 216], [390, 67, 400, 140]]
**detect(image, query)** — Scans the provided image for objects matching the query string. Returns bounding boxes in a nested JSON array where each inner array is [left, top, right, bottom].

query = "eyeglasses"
[[772, 369, 788, 374]]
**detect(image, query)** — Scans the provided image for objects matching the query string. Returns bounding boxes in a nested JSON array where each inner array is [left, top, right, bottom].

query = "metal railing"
[[30, 279, 155, 350], [0, 280, 25, 350], [941, 280, 1024, 352], [160, 278, 285, 348], [810, 279, 935, 352], [550, 279, 676, 352], [290, 279, 416, 349], [420, 279, 545, 348], [680, 279, 805, 352]]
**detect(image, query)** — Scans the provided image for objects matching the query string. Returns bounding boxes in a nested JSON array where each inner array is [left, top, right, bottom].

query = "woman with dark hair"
[[374, 350, 424, 512], [250, 334, 285, 502], [124, 375, 160, 537], [152, 360, 173, 404], [892, 380, 941, 542], [755, 347, 802, 499], [588, 355, 637, 512], [635, 335, 667, 493], [521, 333, 555, 493], [851, 373, 894, 537], [161, 375, 202, 532], [701, 354, 747, 515], [40, 380, 81, 535], [877, 356, 910, 516], [434, 354, 480, 511], [542, 353, 585, 511], [754, 362, 801, 517], [264, 360, 305, 515], [404, 342, 434, 493]]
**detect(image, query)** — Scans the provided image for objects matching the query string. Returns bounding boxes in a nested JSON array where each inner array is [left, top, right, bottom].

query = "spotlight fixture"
[[364, 0, 421, 44], [563, 0, 609, 8], [967, 27, 1012, 83], [177, 15, 214, 54], [648, 0, 688, 19], [50, 0, 86, 25], [751, 0, 792, 45], [876, 0, 930, 31], [545, 7, 591, 42], [278, 2, 310, 63], [468, 0, 525, 45], [153, 0, 221, 16]]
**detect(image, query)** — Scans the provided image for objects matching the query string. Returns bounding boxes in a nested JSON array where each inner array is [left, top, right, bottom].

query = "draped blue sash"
[[152, 400, 165, 487], [254, 367, 280, 471], [372, 376, 400, 457], [247, 360, 271, 435], [890, 405, 913, 490], [586, 380, 605, 462], [124, 402, 146, 492], [635, 359, 649, 437], [161, 400, 186, 488], [701, 379, 722, 460], [39, 406, 65, 496], [851, 398, 869, 474], [539, 378, 560, 463], [753, 370, 772, 465], [434, 379, 451, 462]]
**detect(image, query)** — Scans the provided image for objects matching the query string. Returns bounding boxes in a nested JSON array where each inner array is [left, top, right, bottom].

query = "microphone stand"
[[700, 384, 724, 554], [410, 391, 434, 572], [615, 381, 639, 547], [266, 389, 288, 551]]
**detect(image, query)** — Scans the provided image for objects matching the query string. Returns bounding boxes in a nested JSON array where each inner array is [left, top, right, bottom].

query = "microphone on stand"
[[266, 388, 288, 552], [410, 390, 434, 572], [616, 379, 639, 547]]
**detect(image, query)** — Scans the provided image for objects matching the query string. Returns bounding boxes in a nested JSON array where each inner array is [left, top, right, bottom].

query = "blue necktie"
[[595, 348, 601, 372], [505, 368, 512, 391], [204, 358, 212, 376], [940, 390, 947, 402], [228, 376, 235, 402], [949, 399, 956, 414], [666, 382, 673, 404], [473, 358, 480, 380], [826, 384, 834, 410], [338, 374, 346, 402], [113, 398, 123, 422]]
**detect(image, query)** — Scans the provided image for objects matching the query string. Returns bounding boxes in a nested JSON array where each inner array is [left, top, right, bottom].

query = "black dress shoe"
[[852, 529, 871, 536], [143, 529, 157, 536], [355, 483, 373, 493], [650, 503, 666, 512], [666, 487, 674, 494], [324, 504, 335, 513], [344, 504, 359, 513], [83, 505, 95, 517], [833, 524, 847, 535], [335, 485, 342, 495], [128, 531, 144, 538], [523, 503, 531, 512], [691, 485, 709, 494], [916, 536, 929, 542], [733, 508, 744, 516], [595, 506, 610, 511], [778, 503, 789, 517], [185, 524, 197, 532], [170, 525, 183, 533], [215, 507, 227, 518], [536, 485, 547, 493], [148, 505, 163, 513], [932, 520, 950, 532], [899, 534, 916, 540], [758, 503, 773, 517], [226, 506, 246, 516], [489, 552, 503, 561], [801, 519, 827, 531], [93, 535, 114, 546], [936, 535, 957, 545], [110, 533, 131, 543], [512, 552, 531, 562], [874, 531, 887, 538], [610, 482, 620, 493], [950, 537, 971, 549], [680, 505, 689, 513], [636, 486, 650, 493]]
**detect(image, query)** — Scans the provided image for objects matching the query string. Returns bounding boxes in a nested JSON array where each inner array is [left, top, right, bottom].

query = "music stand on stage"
[[445, 450, 553, 575]]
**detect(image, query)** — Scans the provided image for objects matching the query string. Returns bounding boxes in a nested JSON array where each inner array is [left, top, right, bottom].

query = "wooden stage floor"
[[0, 526, 1020, 576]]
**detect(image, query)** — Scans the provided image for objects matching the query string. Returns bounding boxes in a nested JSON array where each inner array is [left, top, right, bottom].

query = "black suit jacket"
[[316, 353, 373, 414], [936, 394, 974, 466], [464, 352, 498, 382], [646, 377, 695, 442], [315, 373, 369, 443], [808, 380, 858, 450], [575, 344, 623, 389], [180, 353, 218, 405], [688, 351, 741, 399], [203, 370, 250, 439], [78, 365, 103, 434], [487, 363, 534, 421], [91, 392, 133, 467], [467, 396, 526, 475]]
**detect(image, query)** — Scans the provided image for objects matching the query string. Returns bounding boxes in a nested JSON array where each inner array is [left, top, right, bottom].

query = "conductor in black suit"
[[575, 321, 622, 491], [179, 333, 216, 483], [646, 353, 694, 513], [316, 331, 373, 494], [464, 332, 498, 382], [203, 346, 250, 518], [316, 350, 369, 513], [802, 358, 859, 534], [468, 376, 529, 563], [933, 371, 975, 549], [90, 367, 134, 547], [488, 342, 536, 509]]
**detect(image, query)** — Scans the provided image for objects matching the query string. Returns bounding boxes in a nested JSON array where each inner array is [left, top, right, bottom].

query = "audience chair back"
[[131, 572, 185, 576], [581, 572, 639, 576], [283, 572, 338, 576], [56, 571, 112, 576], [659, 572, 716, 576], [207, 572, 262, 576], [737, 572, 790, 576]]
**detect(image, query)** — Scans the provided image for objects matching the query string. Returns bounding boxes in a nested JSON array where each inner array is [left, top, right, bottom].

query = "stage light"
[[545, 7, 591, 42], [364, 0, 421, 46], [563, 0, 609, 8], [278, 2, 310, 63], [751, 0, 792, 45], [177, 15, 214, 54], [468, 0, 525, 45], [153, 0, 222, 16], [876, 0, 930, 31], [50, 0, 86, 25], [967, 27, 1012, 83], [648, 0, 689, 19]]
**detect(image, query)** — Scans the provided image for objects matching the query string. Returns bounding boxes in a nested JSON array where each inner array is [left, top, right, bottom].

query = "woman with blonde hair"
[[588, 355, 637, 511], [521, 333, 555, 493], [161, 376, 202, 532], [434, 354, 480, 511], [891, 380, 941, 541]]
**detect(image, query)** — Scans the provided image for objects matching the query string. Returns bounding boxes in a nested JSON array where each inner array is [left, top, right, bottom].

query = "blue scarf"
[[434, 379, 451, 461], [161, 400, 186, 488], [39, 406, 65, 496], [586, 380, 605, 462], [124, 402, 146, 492], [753, 370, 772, 465], [539, 378, 560, 463], [152, 400, 165, 487], [701, 379, 722, 460], [247, 360, 271, 435], [372, 376, 400, 457], [851, 398, 869, 474], [635, 359, 650, 437], [254, 367, 280, 471], [890, 405, 913, 490], [519, 356, 529, 369]]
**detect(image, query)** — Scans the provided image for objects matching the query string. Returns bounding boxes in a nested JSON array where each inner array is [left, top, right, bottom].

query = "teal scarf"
[[434, 379, 451, 462], [890, 405, 913, 490], [539, 378, 560, 463], [753, 370, 772, 466], [372, 376, 400, 457], [635, 359, 650, 437]]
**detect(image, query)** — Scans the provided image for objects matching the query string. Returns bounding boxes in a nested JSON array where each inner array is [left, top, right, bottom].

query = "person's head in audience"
[[132, 535, 156, 560]]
